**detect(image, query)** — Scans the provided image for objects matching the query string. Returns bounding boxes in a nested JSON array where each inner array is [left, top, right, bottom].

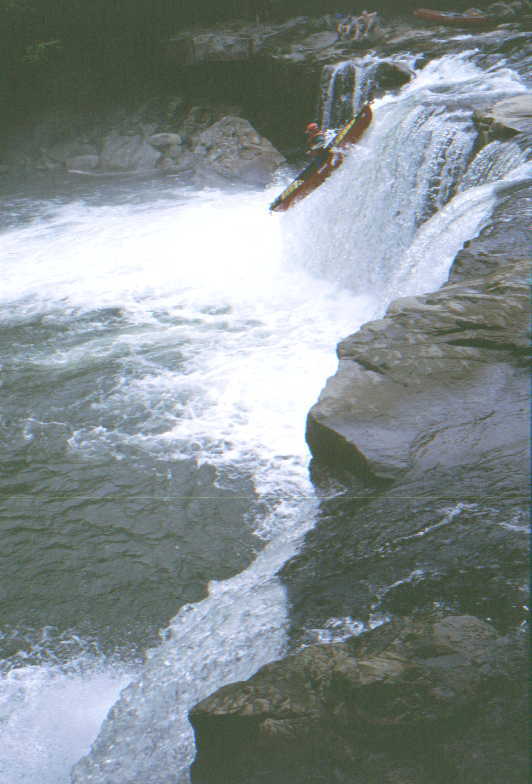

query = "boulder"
[[98, 133, 161, 171], [191, 115, 285, 185], [306, 237, 529, 483], [65, 153, 100, 171], [474, 94, 532, 140], [190, 615, 528, 784], [46, 139, 98, 163]]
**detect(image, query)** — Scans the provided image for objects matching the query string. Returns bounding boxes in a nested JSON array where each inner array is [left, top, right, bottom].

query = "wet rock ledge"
[[190, 615, 528, 784]]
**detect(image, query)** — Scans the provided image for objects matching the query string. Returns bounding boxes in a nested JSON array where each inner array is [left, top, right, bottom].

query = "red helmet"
[[305, 122, 319, 134]]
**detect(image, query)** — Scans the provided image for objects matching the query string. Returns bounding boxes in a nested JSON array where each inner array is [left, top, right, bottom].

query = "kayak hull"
[[413, 8, 490, 25], [270, 104, 372, 213]]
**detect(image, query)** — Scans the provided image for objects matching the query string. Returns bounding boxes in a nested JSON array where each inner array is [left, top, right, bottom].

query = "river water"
[[0, 52, 527, 783]]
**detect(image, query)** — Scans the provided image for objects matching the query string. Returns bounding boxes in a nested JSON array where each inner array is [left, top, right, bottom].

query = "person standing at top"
[[353, 9, 379, 39], [304, 123, 326, 156], [336, 11, 357, 39]]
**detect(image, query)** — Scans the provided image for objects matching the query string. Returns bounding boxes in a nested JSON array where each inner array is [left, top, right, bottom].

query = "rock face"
[[284, 178, 530, 637], [190, 614, 528, 784], [1, 97, 285, 184], [306, 177, 529, 484]]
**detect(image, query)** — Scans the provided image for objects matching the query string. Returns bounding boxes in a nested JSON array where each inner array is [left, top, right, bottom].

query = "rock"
[[487, 1, 519, 18], [372, 60, 413, 90], [166, 31, 258, 66], [190, 615, 528, 784], [44, 139, 98, 163], [65, 153, 100, 171], [191, 115, 285, 185], [306, 257, 529, 483], [474, 94, 532, 139], [98, 133, 161, 171], [281, 180, 529, 650], [148, 132, 182, 150]]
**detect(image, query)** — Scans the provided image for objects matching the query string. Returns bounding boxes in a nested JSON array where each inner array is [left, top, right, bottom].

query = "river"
[[0, 51, 527, 783]]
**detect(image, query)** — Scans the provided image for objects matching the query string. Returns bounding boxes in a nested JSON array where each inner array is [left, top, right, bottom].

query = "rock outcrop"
[[150, 114, 286, 184], [284, 177, 530, 637], [190, 614, 528, 784], [1, 97, 285, 184], [474, 93, 532, 145]]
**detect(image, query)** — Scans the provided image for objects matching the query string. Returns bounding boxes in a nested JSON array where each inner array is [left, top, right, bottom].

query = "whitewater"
[[0, 51, 528, 783]]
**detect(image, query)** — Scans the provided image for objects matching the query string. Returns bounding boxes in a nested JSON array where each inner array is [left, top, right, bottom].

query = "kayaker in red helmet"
[[304, 122, 326, 156]]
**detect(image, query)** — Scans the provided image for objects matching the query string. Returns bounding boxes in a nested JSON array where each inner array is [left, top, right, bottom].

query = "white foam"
[[0, 658, 133, 784]]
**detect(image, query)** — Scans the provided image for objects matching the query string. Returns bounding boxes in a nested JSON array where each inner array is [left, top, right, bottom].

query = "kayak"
[[269, 104, 372, 213], [413, 8, 490, 25]]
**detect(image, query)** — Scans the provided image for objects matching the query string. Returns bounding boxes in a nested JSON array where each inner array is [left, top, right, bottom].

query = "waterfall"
[[65, 50, 529, 784], [319, 55, 417, 128], [291, 51, 527, 298]]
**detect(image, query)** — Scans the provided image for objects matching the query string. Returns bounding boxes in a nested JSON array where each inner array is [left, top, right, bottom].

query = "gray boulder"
[[46, 139, 98, 163], [148, 132, 182, 150], [474, 94, 532, 140], [191, 115, 285, 185], [306, 223, 529, 482], [65, 154, 100, 171], [98, 133, 161, 171]]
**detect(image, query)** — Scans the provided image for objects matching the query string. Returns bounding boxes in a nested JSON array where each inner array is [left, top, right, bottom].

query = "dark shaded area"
[[176, 60, 320, 157], [0, 0, 502, 142]]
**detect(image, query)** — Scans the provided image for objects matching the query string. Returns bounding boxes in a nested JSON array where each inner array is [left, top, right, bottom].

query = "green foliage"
[[22, 38, 62, 64]]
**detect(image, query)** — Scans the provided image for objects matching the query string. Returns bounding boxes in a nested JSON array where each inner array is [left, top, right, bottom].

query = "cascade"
[[68, 52, 528, 784], [290, 52, 527, 298]]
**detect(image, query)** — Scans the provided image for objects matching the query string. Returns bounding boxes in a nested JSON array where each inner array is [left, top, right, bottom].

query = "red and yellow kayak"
[[270, 104, 372, 213]]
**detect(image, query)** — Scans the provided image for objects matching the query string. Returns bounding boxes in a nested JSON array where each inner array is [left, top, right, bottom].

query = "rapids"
[[0, 50, 527, 784]]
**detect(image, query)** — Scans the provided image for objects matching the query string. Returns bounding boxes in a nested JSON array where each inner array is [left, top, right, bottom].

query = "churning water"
[[0, 52, 528, 783]]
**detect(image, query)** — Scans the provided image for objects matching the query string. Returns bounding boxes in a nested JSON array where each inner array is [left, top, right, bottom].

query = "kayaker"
[[304, 122, 326, 156]]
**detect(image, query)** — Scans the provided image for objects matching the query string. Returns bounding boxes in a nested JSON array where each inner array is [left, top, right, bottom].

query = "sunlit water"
[[0, 49, 528, 784]]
